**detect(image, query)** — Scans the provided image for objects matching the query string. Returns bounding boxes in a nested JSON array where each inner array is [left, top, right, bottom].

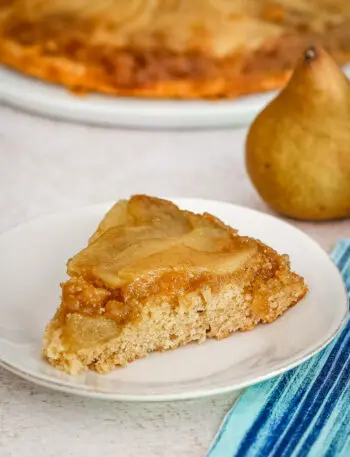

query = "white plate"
[[0, 198, 347, 401], [2, 65, 350, 129]]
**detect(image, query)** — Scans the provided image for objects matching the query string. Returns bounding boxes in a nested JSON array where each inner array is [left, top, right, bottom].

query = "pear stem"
[[305, 46, 317, 62]]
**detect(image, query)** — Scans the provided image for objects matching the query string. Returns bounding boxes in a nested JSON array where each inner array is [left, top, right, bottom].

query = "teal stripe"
[[276, 332, 350, 456], [319, 385, 350, 457], [239, 325, 350, 457], [293, 346, 350, 456], [207, 240, 350, 457], [246, 357, 323, 455], [207, 379, 279, 456]]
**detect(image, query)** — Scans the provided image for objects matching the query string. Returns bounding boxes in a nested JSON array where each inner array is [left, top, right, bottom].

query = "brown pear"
[[246, 46, 350, 220]]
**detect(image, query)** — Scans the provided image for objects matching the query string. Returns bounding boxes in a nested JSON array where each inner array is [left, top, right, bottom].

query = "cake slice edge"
[[43, 258, 307, 375]]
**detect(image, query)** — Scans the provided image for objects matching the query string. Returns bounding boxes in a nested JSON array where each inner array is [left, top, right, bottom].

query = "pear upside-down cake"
[[1, 1, 350, 99], [43, 195, 308, 375]]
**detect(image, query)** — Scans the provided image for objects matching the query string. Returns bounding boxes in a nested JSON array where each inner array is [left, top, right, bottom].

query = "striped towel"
[[207, 239, 350, 457]]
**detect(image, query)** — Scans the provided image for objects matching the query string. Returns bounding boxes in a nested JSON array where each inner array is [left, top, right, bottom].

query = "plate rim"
[[2, 65, 350, 129], [0, 198, 348, 401]]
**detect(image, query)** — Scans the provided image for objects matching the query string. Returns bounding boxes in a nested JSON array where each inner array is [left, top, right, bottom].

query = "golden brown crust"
[[1, 1, 350, 99], [0, 34, 292, 99]]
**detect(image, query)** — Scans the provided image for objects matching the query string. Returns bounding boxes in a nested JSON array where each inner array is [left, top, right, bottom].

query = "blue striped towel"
[[207, 239, 350, 457]]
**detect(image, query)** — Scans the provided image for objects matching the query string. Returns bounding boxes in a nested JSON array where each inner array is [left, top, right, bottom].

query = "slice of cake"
[[43, 195, 307, 375]]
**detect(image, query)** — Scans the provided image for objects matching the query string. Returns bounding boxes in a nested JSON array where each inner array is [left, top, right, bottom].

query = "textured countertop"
[[0, 105, 349, 457]]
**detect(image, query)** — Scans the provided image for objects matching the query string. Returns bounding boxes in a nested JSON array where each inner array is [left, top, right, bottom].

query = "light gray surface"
[[0, 105, 349, 457]]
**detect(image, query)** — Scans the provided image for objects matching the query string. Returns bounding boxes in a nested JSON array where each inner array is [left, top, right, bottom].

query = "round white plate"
[[2, 65, 350, 129], [0, 198, 347, 401]]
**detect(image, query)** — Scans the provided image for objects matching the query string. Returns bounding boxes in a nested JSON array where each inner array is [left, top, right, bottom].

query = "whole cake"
[[1, 1, 350, 99], [43, 195, 308, 375]]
